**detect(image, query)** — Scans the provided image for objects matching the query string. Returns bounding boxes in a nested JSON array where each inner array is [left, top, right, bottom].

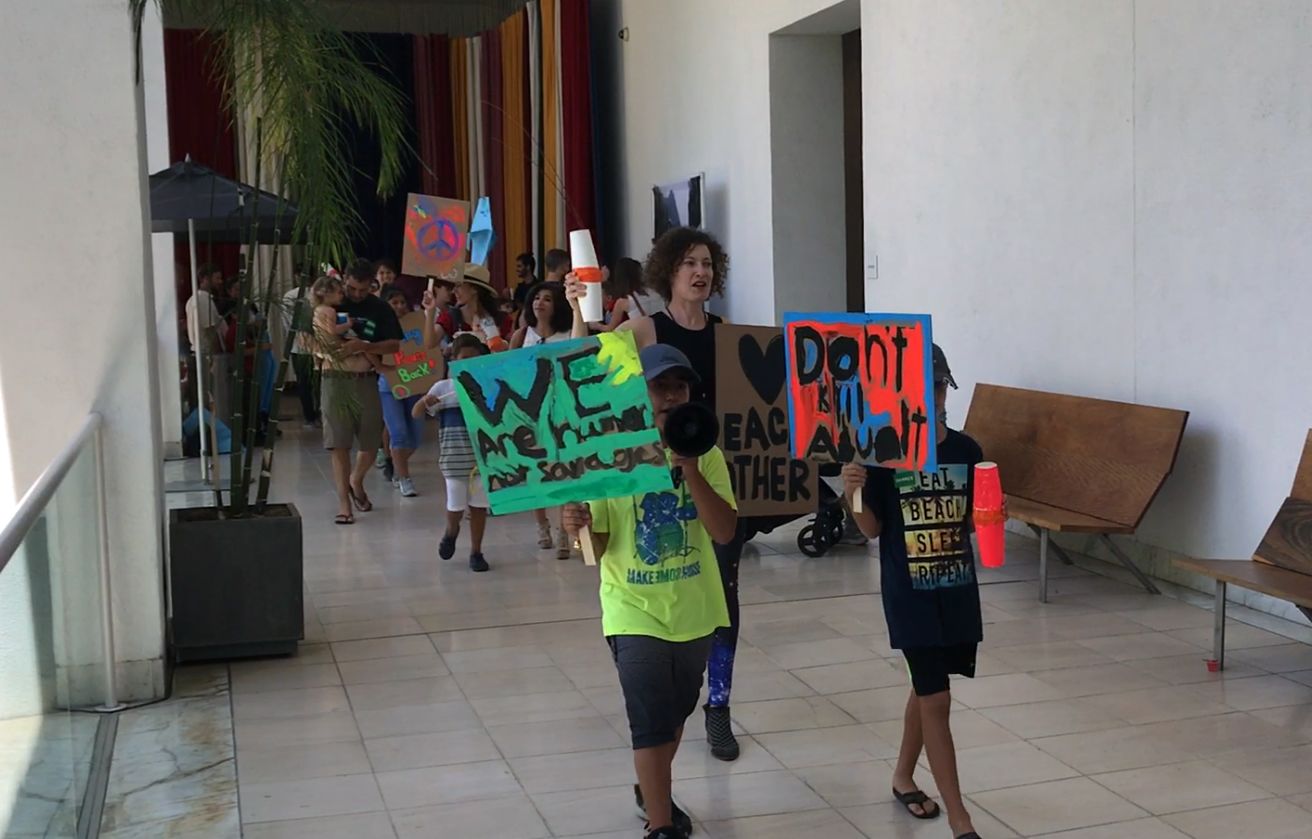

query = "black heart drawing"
[[738, 333, 786, 405]]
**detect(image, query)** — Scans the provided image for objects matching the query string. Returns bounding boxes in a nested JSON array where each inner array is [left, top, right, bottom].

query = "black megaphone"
[[664, 402, 719, 485]]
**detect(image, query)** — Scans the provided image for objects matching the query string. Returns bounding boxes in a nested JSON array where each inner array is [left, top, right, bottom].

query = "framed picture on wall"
[[653, 173, 704, 241]]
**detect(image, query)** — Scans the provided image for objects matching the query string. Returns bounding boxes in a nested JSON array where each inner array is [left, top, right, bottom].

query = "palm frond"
[[138, 0, 409, 267]]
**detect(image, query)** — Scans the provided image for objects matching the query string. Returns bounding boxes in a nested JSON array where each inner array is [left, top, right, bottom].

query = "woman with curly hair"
[[567, 226, 745, 764]]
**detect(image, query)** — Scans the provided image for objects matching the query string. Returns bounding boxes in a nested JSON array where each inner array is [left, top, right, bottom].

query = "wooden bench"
[[963, 384, 1190, 602], [1175, 430, 1312, 670]]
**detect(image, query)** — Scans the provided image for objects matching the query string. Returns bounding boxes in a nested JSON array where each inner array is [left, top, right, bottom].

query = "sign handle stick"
[[427, 277, 434, 294], [578, 523, 598, 566], [851, 483, 863, 515]]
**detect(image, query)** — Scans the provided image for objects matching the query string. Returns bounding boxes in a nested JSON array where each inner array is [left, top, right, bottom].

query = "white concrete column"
[[141, 5, 184, 459], [0, 0, 168, 705]]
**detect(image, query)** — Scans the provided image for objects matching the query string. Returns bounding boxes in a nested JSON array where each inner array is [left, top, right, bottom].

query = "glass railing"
[[0, 414, 116, 838]]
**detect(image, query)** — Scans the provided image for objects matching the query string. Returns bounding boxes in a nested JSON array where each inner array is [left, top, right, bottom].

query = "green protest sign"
[[449, 331, 673, 514]]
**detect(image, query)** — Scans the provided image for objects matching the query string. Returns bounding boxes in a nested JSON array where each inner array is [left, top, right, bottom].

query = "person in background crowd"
[[185, 262, 225, 354], [440, 265, 512, 349], [511, 251, 538, 309], [600, 257, 648, 332], [371, 259, 402, 473], [376, 288, 424, 497], [543, 248, 570, 284], [221, 275, 276, 444], [413, 333, 495, 572], [841, 344, 984, 839], [509, 281, 574, 553], [567, 227, 745, 762], [374, 258, 397, 295], [562, 344, 736, 839], [281, 280, 321, 429], [420, 277, 459, 352], [315, 260, 404, 524]]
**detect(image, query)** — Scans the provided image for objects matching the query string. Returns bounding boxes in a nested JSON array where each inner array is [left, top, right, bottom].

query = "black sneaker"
[[469, 553, 490, 572], [438, 534, 456, 560], [704, 704, 740, 761], [644, 827, 688, 839], [634, 785, 692, 836]]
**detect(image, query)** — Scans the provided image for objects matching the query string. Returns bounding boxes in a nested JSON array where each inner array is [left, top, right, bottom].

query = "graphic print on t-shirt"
[[635, 490, 697, 567], [895, 465, 974, 591], [625, 489, 707, 586]]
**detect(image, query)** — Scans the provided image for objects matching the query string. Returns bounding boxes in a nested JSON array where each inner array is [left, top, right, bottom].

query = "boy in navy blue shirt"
[[842, 343, 985, 839]]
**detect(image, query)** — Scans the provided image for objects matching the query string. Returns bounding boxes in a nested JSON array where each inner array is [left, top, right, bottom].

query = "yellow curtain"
[[500, 11, 529, 277], [450, 38, 470, 201], [540, 0, 563, 249]]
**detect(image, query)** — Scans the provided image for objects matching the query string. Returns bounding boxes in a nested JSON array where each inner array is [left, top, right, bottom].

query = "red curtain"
[[413, 34, 457, 196], [559, 0, 595, 236], [482, 30, 508, 289], [162, 29, 240, 290]]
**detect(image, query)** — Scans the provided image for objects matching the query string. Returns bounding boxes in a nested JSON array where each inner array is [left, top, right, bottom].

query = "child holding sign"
[[840, 344, 985, 839], [562, 344, 737, 839], [412, 333, 494, 572]]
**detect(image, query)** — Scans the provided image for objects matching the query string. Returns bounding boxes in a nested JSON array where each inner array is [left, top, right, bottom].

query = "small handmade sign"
[[468, 196, 495, 266], [381, 311, 444, 399], [716, 325, 817, 516], [783, 312, 937, 473], [450, 331, 673, 514], [401, 193, 470, 280]]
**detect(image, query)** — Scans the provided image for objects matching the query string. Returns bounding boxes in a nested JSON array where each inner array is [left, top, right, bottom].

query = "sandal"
[[348, 486, 373, 512], [334, 513, 355, 525], [892, 787, 940, 820], [956, 834, 982, 839]]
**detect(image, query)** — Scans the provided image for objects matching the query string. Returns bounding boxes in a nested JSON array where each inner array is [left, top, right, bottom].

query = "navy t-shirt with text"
[[862, 428, 985, 650]]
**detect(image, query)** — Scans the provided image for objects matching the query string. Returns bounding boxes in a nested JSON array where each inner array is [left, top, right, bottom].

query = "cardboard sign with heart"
[[716, 325, 817, 517]]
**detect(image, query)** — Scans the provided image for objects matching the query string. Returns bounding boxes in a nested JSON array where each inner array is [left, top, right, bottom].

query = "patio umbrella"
[[150, 157, 300, 482]]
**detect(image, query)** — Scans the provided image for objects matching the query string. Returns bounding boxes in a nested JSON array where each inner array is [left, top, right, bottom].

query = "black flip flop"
[[892, 788, 940, 820], [348, 486, 373, 512], [334, 513, 354, 525], [955, 834, 982, 839]]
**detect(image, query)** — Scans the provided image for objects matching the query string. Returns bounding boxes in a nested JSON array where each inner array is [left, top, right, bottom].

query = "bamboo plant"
[[133, 0, 410, 515]]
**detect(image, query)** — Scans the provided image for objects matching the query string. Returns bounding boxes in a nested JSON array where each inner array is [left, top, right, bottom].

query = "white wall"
[[615, 0, 845, 325], [0, 1, 167, 707], [617, 0, 1312, 571], [861, 0, 1312, 561]]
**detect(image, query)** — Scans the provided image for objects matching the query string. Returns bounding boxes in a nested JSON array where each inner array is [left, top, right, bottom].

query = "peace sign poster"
[[401, 194, 470, 281]]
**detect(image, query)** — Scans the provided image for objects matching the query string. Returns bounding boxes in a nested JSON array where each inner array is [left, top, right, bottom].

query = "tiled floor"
[[151, 422, 1312, 838]]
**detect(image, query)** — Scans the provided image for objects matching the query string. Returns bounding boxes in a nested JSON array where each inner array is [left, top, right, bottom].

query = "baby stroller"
[[796, 472, 852, 557]]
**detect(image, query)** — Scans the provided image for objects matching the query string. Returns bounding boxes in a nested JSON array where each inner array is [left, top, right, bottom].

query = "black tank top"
[[652, 310, 722, 410]]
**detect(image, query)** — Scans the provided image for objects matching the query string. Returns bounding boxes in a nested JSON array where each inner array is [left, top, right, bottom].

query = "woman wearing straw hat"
[[443, 264, 513, 349]]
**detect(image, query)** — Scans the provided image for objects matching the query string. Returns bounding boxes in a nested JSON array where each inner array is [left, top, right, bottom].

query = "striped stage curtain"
[[411, 1, 595, 290]]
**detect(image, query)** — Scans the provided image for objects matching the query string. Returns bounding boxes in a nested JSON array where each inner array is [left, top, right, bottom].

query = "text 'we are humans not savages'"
[[450, 332, 673, 514]]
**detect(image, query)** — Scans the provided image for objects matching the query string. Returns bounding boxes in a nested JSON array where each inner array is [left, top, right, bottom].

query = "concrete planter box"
[[168, 504, 303, 662]]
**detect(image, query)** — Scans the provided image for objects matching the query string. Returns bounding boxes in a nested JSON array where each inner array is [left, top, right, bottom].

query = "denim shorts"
[[379, 390, 425, 450], [607, 634, 713, 749]]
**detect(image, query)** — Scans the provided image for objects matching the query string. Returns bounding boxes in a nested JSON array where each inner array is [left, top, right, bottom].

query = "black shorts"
[[902, 644, 978, 697], [607, 634, 713, 749]]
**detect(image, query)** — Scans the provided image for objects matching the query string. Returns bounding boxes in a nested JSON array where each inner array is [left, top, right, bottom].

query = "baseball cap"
[[639, 343, 701, 383], [932, 343, 958, 389]]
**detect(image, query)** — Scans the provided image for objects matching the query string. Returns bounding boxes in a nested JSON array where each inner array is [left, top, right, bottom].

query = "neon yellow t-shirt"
[[590, 446, 736, 642]]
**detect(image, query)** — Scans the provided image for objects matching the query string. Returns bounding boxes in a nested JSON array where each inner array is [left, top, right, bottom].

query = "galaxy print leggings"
[[707, 532, 744, 708]]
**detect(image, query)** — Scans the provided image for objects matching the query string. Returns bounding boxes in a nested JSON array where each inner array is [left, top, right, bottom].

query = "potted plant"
[[134, 0, 408, 661]]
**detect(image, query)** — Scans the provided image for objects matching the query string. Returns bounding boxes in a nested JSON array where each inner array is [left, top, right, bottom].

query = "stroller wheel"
[[829, 518, 846, 544], [798, 524, 827, 558]]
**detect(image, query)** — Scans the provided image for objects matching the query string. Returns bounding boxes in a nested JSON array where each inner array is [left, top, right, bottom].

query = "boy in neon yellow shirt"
[[563, 344, 736, 839]]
